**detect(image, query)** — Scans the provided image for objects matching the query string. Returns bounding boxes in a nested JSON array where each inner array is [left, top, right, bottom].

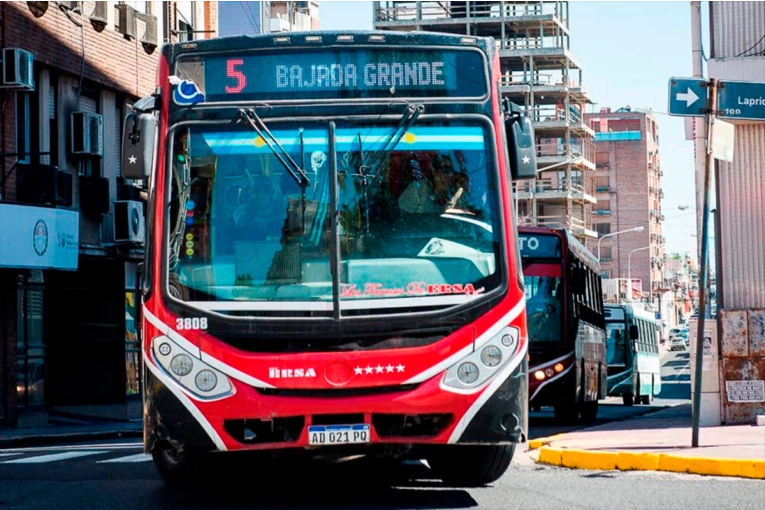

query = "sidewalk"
[[0, 413, 143, 449], [529, 404, 765, 479]]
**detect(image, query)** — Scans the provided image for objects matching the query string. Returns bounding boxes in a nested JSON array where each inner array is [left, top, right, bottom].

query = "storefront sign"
[[0, 204, 79, 270]]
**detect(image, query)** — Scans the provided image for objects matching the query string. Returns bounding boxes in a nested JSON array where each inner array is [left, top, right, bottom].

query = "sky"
[[316, 0, 706, 256]]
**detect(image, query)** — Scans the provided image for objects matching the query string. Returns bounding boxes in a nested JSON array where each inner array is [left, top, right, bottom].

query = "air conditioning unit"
[[0, 48, 34, 90], [135, 12, 158, 46], [116, 4, 137, 39], [113, 200, 145, 244], [84, 1, 107, 21], [70, 111, 104, 157]]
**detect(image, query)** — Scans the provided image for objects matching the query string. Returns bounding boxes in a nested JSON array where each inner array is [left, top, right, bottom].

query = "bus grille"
[[255, 383, 420, 398]]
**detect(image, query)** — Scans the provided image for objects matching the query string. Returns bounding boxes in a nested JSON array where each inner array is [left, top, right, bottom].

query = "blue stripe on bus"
[[201, 127, 484, 155]]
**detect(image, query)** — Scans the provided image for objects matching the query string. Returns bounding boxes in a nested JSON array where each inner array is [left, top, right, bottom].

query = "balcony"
[[514, 178, 596, 204]]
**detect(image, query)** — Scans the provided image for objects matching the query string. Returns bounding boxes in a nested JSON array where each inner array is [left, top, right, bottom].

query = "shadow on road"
[[151, 458, 480, 510]]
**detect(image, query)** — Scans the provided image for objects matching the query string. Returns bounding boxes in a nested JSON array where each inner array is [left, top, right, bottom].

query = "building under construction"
[[373, 1, 596, 239]]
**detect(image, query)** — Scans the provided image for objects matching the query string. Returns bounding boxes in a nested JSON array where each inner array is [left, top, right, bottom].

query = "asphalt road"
[[5, 349, 751, 510], [0, 439, 762, 510]]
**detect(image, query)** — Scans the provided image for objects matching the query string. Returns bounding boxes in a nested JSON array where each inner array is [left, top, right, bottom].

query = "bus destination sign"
[[199, 48, 487, 102], [519, 233, 562, 259]]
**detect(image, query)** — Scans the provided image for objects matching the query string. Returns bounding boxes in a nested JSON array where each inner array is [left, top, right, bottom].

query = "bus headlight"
[[457, 362, 480, 384], [442, 327, 521, 391], [480, 345, 502, 367], [170, 353, 194, 376], [195, 370, 218, 392], [151, 335, 233, 400]]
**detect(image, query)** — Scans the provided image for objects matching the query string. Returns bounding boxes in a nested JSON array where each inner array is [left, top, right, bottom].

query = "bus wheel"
[[579, 400, 599, 422], [622, 394, 634, 406], [152, 442, 205, 488], [427, 444, 515, 487]]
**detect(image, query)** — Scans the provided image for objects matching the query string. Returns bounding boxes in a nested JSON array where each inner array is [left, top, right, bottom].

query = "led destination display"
[[200, 48, 487, 101]]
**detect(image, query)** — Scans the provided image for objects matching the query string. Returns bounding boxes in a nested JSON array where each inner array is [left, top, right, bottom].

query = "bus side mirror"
[[630, 325, 639, 339], [122, 112, 156, 179], [504, 101, 537, 181]]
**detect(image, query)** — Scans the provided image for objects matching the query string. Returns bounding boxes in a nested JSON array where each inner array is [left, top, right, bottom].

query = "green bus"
[[604, 304, 661, 405]]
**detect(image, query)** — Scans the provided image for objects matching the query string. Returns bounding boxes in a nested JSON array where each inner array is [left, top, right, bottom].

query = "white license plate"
[[307, 424, 370, 445]]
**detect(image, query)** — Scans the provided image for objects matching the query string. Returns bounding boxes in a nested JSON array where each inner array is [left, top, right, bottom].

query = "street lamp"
[[627, 245, 651, 302], [597, 225, 645, 261]]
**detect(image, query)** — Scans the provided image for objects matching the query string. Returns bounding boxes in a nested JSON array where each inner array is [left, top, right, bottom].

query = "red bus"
[[122, 30, 537, 487], [518, 227, 607, 423]]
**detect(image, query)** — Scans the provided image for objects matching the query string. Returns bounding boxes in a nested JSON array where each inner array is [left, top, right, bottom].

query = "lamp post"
[[597, 225, 645, 261], [627, 245, 651, 302]]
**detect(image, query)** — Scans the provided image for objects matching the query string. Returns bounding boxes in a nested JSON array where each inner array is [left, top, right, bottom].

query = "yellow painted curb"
[[527, 434, 563, 451], [537, 447, 765, 480]]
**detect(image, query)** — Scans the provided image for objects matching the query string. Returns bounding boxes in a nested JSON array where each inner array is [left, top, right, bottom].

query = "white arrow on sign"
[[676, 87, 700, 108]]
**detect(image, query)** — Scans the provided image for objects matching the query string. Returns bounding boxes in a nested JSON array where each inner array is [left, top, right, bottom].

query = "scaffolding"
[[373, 1, 596, 240]]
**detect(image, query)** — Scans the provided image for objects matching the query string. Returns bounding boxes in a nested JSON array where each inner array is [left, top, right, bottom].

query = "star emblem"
[[375, 365, 384, 374], [522, 156, 531, 165], [396, 364, 405, 373], [354, 366, 363, 375], [386, 365, 394, 373], [365, 366, 374, 374], [128, 155, 137, 164]]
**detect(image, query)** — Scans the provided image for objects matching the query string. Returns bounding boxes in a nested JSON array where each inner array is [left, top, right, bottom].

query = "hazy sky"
[[317, 0, 706, 256]]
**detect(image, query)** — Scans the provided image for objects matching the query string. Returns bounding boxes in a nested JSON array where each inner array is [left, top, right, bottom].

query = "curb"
[[537, 447, 765, 480], [0, 429, 143, 449], [527, 434, 564, 451]]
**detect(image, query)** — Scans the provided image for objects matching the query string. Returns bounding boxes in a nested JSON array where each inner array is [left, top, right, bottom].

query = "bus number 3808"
[[176, 317, 208, 330]]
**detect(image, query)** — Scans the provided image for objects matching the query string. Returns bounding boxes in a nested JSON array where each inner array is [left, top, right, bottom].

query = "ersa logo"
[[268, 367, 317, 379]]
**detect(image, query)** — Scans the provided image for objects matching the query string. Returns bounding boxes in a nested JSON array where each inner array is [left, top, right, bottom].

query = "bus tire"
[[427, 444, 515, 487], [622, 394, 634, 406], [151, 442, 205, 488], [579, 400, 599, 422]]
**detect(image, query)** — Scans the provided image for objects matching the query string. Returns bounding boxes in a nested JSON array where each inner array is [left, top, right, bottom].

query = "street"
[[1, 350, 762, 510]]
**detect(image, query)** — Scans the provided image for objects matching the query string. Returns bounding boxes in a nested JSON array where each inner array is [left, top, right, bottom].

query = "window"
[[595, 152, 609, 166], [16, 93, 31, 163], [595, 223, 611, 236], [16, 274, 46, 408], [596, 175, 610, 190], [176, 2, 195, 42], [596, 199, 610, 213], [76, 91, 101, 176]]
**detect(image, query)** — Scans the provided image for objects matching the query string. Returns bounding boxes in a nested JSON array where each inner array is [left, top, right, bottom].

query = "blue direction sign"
[[718, 80, 765, 121], [668, 77, 708, 117]]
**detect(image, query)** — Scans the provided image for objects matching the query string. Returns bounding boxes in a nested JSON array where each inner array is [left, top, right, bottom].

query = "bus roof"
[[162, 30, 495, 59], [517, 226, 600, 272]]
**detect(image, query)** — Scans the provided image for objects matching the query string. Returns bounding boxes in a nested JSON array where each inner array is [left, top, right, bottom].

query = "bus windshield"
[[606, 321, 628, 366], [523, 263, 563, 344], [165, 120, 502, 313]]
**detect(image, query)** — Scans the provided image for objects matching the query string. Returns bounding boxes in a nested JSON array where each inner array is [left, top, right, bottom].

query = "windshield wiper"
[[238, 108, 310, 187], [367, 103, 424, 177]]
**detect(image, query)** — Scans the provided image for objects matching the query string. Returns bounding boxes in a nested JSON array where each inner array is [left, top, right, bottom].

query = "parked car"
[[669, 327, 689, 347], [670, 337, 687, 351]]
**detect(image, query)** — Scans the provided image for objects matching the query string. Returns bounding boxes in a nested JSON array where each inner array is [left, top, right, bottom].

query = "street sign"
[[710, 118, 735, 162], [717, 80, 765, 121], [668, 77, 708, 117]]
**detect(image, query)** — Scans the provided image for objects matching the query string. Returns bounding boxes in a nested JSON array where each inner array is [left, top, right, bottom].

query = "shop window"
[[16, 273, 45, 408]]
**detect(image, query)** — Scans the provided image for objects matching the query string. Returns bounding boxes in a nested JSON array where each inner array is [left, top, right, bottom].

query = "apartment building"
[[585, 107, 664, 303], [373, 1, 596, 240], [219, 1, 319, 36], [0, 1, 217, 428]]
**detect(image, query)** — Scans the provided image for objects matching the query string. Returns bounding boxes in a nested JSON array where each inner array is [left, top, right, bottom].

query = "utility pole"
[[691, 77, 718, 448]]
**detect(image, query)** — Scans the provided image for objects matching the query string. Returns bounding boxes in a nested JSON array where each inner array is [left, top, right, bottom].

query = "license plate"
[[307, 424, 370, 445]]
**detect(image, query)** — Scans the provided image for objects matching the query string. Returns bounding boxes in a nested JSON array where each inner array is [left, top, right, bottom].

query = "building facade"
[[219, 1, 319, 36], [584, 107, 665, 303], [373, 1, 596, 240], [705, 0, 765, 424], [0, 1, 217, 428]]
